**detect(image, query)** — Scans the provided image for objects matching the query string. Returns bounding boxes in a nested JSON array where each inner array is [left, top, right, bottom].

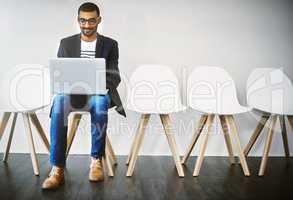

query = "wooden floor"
[[0, 154, 292, 200]]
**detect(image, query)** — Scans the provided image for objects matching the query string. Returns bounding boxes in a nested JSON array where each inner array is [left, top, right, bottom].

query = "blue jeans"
[[50, 94, 110, 167]]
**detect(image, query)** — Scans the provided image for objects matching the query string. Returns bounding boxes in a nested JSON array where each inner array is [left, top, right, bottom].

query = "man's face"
[[78, 10, 101, 37]]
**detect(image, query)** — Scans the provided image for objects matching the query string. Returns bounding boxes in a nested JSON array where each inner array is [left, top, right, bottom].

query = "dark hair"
[[78, 2, 100, 16]]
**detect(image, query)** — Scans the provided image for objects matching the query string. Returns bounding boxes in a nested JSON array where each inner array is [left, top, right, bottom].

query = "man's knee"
[[90, 95, 110, 114], [52, 94, 70, 114]]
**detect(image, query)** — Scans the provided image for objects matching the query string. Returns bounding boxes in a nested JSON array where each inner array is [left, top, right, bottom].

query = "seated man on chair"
[[42, 2, 126, 189]]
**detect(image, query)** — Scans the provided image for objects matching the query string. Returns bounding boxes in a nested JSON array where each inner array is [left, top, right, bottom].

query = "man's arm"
[[106, 40, 121, 89], [57, 40, 65, 58]]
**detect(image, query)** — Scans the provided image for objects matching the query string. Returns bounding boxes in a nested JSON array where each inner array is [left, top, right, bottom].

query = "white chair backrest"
[[126, 65, 185, 114], [187, 66, 244, 114], [0, 64, 51, 112], [247, 68, 293, 115]]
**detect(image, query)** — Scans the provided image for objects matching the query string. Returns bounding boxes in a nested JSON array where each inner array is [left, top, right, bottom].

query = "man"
[[42, 2, 126, 189]]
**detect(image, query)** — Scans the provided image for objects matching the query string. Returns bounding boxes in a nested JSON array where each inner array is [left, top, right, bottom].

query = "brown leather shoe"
[[89, 158, 104, 182], [42, 166, 65, 189]]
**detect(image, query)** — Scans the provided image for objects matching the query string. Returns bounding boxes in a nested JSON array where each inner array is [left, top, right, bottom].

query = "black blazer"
[[52, 33, 126, 117]]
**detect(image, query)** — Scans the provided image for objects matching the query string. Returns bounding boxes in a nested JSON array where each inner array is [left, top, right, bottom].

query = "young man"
[[42, 2, 126, 189]]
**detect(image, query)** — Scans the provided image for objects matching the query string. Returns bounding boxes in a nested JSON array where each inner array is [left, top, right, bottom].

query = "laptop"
[[49, 58, 107, 95]]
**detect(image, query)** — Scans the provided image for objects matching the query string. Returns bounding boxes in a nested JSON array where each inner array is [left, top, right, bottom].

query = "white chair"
[[181, 66, 251, 176], [244, 68, 293, 176], [0, 64, 51, 176], [65, 111, 118, 177], [126, 65, 186, 177]]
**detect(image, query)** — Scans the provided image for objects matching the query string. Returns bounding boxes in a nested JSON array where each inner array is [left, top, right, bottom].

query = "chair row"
[[0, 65, 292, 178], [125, 65, 293, 177]]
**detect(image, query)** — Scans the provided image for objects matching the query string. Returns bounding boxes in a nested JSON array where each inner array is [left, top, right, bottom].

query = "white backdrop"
[[0, 0, 293, 156]]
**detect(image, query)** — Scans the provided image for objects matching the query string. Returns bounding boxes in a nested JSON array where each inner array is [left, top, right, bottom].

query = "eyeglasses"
[[78, 17, 97, 25]]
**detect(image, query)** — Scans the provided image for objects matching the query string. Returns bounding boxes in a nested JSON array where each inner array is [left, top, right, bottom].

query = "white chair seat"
[[0, 64, 51, 113], [0, 105, 50, 113], [69, 111, 89, 115], [127, 102, 187, 114], [126, 64, 185, 114], [190, 103, 251, 115], [187, 66, 251, 115], [247, 68, 293, 116], [251, 105, 293, 116]]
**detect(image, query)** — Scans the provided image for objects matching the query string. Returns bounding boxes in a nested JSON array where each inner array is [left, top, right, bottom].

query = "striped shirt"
[[80, 39, 97, 58]]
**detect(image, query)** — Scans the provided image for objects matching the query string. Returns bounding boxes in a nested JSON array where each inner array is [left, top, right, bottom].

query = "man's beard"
[[81, 28, 97, 37]]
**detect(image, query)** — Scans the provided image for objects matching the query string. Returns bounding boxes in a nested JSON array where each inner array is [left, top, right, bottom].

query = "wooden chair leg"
[[103, 146, 114, 177], [258, 115, 277, 176], [193, 114, 215, 176], [181, 115, 207, 165], [3, 113, 18, 162], [160, 114, 185, 177], [279, 115, 290, 158], [29, 113, 50, 154], [287, 116, 293, 131], [126, 114, 150, 177], [219, 115, 235, 164], [126, 124, 141, 165], [105, 143, 115, 165], [106, 135, 117, 165], [0, 112, 11, 141], [225, 115, 250, 176], [66, 114, 82, 158], [22, 113, 39, 176], [244, 114, 269, 156]]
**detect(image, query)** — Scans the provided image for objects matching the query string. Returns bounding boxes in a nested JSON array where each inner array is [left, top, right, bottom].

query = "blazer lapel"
[[71, 34, 81, 57], [95, 33, 103, 58]]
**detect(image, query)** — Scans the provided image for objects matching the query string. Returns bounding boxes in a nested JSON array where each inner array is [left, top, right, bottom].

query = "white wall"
[[0, 0, 293, 156]]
